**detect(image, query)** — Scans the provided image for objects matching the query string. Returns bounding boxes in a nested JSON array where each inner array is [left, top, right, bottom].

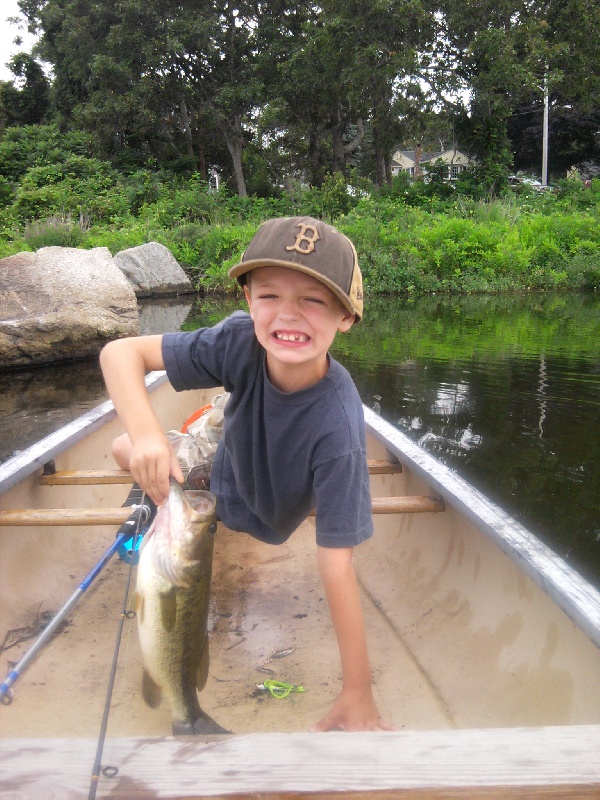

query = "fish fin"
[[132, 590, 143, 623], [141, 668, 162, 709], [196, 633, 209, 692], [159, 587, 178, 631], [172, 711, 231, 736]]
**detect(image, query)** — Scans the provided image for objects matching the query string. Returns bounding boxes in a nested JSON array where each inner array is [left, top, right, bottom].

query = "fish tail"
[[172, 710, 231, 735]]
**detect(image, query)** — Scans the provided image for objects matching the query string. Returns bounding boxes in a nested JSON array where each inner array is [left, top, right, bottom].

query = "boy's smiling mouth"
[[273, 331, 310, 343]]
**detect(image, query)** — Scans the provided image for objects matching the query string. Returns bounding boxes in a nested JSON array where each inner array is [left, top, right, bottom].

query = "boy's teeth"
[[276, 332, 308, 342]]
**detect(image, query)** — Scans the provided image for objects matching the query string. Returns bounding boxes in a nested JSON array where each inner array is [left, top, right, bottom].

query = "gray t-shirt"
[[162, 312, 373, 548]]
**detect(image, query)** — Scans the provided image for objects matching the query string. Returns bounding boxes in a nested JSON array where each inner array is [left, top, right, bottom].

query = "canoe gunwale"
[[0, 371, 168, 496], [363, 406, 600, 651], [1, 726, 600, 798]]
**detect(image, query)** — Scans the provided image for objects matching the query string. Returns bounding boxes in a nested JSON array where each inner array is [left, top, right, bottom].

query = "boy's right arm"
[[100, 336, 183, 504]]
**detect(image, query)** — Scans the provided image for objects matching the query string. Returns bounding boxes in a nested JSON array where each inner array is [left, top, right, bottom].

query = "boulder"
[[114, 242, 194, 297], [0, 246, 139, 369]]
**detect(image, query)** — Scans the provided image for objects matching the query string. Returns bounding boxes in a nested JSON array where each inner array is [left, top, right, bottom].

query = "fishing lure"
[[256, 679, 306, 699]]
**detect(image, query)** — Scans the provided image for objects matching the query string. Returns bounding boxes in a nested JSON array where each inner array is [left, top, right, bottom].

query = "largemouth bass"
[[134, 480, 229, 735]]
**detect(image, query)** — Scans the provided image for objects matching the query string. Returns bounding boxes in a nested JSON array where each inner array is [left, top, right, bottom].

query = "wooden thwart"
[[0, 495, 443, 527], [39, 469, 133, 485], [310, 495, 444, 516], [367, 458, 402, 475], [0, 507, 135, 527], [38, 459, 402, 486]]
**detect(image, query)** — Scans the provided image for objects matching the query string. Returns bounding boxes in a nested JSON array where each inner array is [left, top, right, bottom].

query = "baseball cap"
[[228, 216, 364, 321]]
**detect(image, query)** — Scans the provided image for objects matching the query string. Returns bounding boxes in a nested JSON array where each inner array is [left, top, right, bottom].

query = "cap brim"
[[229, 258, 360, 320]]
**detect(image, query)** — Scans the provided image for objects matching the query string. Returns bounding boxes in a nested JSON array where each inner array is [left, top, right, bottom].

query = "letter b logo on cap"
[[285, 223, 320, 255]]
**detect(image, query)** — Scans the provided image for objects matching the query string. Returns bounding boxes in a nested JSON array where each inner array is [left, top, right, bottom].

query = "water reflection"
[[138, 296, 194, 335], [0, 359, 107, 462]]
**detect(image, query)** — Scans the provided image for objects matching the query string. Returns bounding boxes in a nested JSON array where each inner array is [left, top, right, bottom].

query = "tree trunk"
[[343, 119, 365, 156], [178, 98, 196, 158], [217, 111, 247, 197], [373, 123, 386, 187], [229, 138, 247, 197], [308, 128, 323, 185], [331, 108, 345, 175], [384, 156, 393, 185]]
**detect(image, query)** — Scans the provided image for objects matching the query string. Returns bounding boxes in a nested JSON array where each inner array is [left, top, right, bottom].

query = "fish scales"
[[134, 481, 229, 735]]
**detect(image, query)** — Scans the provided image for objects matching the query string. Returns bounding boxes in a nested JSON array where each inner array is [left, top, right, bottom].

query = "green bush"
[[0, 124, 93, 182], [197, 223, 256, 289], [566, 248, 600, 290], [0, 177, 14, 208], [145, 175, 220, 227], [83, 222, 154, 254], [13, 155, 129, 223]]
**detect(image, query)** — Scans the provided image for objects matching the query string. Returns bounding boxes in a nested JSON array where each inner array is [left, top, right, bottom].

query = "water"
[[0, 297, 194, 462], [332, 292, 600, 587], [1, 291, 599, 587]]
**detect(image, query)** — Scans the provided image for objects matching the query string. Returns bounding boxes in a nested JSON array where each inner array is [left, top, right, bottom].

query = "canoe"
[[0, 371, 599, 798]]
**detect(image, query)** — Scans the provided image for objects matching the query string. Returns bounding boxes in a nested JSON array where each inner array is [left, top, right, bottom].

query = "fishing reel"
[[116, 485, 157, 565]]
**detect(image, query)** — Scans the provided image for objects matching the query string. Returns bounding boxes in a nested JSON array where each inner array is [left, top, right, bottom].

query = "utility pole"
[[541, 71, 549, 187]]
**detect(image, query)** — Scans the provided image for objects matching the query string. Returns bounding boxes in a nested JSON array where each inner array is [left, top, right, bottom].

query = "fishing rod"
[[0, 501, 153, 705], [88, 497, 147, 799]]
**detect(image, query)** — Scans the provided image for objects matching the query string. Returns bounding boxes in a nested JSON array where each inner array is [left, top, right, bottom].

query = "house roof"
[[391, 148, 470, 167]]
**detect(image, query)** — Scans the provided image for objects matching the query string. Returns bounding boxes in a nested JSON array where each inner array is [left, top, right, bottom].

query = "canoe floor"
[[0, 507, 451, 738]]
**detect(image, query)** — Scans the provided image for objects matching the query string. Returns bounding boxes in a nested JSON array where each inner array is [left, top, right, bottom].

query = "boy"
[[100, 216, 392, 732]]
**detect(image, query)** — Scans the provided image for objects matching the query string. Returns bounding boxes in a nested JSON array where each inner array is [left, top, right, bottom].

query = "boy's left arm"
[[310, 545, 394, 732]]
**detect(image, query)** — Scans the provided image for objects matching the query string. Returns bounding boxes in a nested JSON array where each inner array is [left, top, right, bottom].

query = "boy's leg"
[[112, 433, 133, 470]]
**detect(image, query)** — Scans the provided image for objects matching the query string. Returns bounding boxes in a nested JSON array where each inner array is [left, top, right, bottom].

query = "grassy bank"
[[1, 165, 599, 297]]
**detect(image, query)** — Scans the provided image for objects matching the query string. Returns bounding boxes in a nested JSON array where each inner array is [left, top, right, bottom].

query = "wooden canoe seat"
[[38, 459, 403, 486], [0, 495, 444, 527], [0, 507, 136, 526], [39, 469, 134, 486]]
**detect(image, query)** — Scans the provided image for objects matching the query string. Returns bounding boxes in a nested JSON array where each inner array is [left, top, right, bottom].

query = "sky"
[[0, 0, 39, 83]]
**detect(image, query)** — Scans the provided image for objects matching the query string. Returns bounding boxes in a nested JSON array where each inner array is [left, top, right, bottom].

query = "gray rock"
[[114, 242, 194, 297], [0, 247, 139, 369]]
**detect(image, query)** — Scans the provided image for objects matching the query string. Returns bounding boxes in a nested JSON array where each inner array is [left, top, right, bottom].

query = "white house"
[[391, 148, 473, 181]]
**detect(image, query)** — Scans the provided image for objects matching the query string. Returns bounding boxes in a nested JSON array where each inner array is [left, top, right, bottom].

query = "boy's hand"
[[310, 687, 395, 732], [128, 432, 184, 505], [314, 545, 395, 733]]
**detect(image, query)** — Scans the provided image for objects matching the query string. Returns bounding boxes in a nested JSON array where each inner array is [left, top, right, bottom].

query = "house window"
[[451, 165, 461, 179]]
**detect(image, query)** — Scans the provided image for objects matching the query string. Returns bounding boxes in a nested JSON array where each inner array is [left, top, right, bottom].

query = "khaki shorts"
[[166, 392, 229, 490]]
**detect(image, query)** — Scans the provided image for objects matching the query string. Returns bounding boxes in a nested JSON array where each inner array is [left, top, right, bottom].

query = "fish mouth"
[[146, 485, 217, 587], [184, 488, 217, 516]]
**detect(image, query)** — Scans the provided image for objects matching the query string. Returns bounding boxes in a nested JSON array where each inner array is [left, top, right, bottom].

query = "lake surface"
[[1, 291, 599, 587]]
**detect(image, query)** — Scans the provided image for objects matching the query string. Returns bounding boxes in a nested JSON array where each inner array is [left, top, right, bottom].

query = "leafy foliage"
[[1, 120, 599, 295]]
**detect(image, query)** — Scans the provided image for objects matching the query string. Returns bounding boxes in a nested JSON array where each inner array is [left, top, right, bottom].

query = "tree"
[[508, 103, 600, 178], [19, 0, 293, 195], [437, 0, 600, 188], [0, 54, 49, 130], [261, 0, 433, 186]]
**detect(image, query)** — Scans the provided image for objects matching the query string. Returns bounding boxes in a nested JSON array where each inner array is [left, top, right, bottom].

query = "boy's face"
[[244, 266, 355, 392]]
